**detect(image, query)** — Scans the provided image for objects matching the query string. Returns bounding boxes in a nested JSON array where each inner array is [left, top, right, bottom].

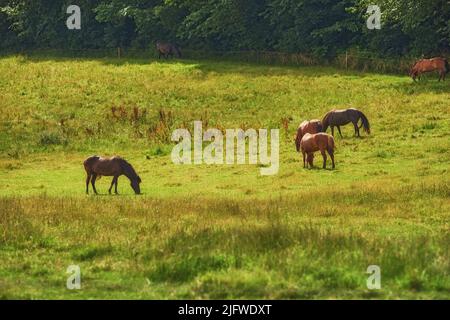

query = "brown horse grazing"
[[300, 133, 335, 169], [156, 41, 181, 59], [83, 156, 141, 195], [295, 119, 323, 152], [322, 108, 370, 138], [410, 57, 449, 81]]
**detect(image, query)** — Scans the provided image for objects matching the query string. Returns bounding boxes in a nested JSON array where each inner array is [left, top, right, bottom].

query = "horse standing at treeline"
[[322, 108, 370, 138], [410, 57, 449, 81], [156, 41, 182, 59], [83, 156, 142, 195]]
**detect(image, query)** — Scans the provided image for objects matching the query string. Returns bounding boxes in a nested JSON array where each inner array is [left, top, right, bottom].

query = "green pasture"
[[0, 54, 448, 299]]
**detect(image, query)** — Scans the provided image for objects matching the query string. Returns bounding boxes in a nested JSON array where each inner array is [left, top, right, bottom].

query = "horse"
[[300, 133, 335, 169], [83, 156, 141, 195], [156, 41, 181, 59], [410, 57, 449, 81], [295, 119, 323, 152], [322, 108, 370, 138]]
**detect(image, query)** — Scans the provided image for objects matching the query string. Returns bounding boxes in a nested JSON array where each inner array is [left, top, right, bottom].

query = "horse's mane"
[[321, 111, 333, 130], [119, 158, 141, 182]]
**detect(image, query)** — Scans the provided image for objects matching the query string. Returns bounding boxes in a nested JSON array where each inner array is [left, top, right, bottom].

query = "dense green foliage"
[[1, 0, 450, 57]]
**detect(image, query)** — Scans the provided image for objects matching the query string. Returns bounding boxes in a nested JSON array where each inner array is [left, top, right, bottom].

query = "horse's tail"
[[444, 58, 449, 74], [327, 134, 335, 151], [409, 61, 417, 76], [295, 128, 302, 152], [83, 155, 102, 179], [357, 110, 370, 134]]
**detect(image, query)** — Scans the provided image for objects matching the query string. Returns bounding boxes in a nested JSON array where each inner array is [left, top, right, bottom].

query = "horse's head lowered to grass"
[[130, 175, 142, 195]]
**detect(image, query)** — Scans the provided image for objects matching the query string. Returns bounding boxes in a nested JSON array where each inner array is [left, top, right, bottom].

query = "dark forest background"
[[1, 0, 449, 58]]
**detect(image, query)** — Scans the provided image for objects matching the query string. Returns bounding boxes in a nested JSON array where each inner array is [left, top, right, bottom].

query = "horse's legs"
[[337, 126, 343, 138], [108, 176, 119, 194], [85, 174, 91, 194], [114, 176, 119, 194], [353, 121, 360, 137], [320, 149, 327, 169], [328, 148, 335, 169], [91, 174, 98, 195], [302, 151, 306, 168], [331, 126, 335, 137], [108, 177, 115, 194], [307, 152, 314, 168]]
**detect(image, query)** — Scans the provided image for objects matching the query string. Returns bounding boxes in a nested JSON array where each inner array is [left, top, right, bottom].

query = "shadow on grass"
[[3, 50, 449, 93], [387, 80, 450, 95], [2, 50, 382, 79]]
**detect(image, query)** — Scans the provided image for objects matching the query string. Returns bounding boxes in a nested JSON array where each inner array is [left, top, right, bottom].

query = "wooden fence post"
[[345, 50, 348, 70], [117, 47, 122, 59]]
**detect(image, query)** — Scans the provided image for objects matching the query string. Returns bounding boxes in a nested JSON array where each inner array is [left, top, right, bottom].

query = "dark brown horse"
[[295, 119, 323, 152], [410, 57, 449, 81], [300, 133, 335, 169], [83, 156, 141, 195], [322, 108, 370, 138], [156, 41, 181, 59]]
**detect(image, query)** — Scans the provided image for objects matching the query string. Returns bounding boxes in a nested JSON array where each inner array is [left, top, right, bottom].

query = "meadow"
[[0, 53, 449, 299]]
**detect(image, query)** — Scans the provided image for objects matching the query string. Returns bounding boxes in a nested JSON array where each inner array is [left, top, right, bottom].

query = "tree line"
[[1, 0, 449, 58]]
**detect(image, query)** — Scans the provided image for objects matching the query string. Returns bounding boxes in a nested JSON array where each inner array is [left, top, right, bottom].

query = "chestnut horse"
[[83, 156, 141, 195], [322, 108, 370, 138], [410, 57, 449, 81], [300, 133, 335, 169], [295, 119, 323, 152], [156, 41, 181, 59]]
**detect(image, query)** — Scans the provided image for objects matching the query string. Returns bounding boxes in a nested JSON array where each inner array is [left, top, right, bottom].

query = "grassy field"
[[0, 53, 449, 299]]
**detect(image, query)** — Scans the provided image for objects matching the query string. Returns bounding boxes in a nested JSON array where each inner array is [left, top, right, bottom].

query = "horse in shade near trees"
[[156, 41, 182, 59]]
